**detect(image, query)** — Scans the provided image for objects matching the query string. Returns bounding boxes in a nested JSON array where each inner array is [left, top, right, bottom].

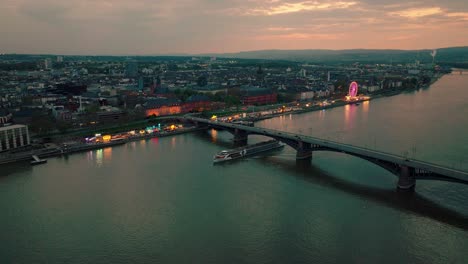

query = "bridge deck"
[[188, 117, 468, 182]]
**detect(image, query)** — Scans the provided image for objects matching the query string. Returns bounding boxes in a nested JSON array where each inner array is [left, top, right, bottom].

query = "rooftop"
[[0, 124, 27, 131]]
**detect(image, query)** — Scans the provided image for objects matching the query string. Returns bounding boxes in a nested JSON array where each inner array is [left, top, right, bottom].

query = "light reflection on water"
[[103, 148, 112, 162], [362, 100, 369, 113], [96, 149, 103, 166]]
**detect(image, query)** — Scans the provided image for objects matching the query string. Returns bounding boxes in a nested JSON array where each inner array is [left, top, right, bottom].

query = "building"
[[51, 83, 87, 96], [44, 58, 52, 69], [97, 110, 127, 124], [0, 109, 13, 125], [183, 95, 211, 112], [52, 106, 73, 121], [125, 62, 138, 78], [0, 124, 30, 152], [240, 87, 277, 105], [298, 91, 315, 100], [145, 98, 182, 117], [299, 69, 307, 78]]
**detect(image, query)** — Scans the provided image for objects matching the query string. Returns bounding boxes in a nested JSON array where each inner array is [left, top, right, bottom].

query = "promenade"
[[0, 126, 204, 166]]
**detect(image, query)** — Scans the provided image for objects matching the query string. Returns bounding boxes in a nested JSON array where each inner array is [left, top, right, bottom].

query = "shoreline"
[[242, 72, 446, 122], [0, 126, 205, 166]]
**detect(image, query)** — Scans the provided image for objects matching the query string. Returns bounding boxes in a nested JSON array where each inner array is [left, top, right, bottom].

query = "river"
[[1, 73, 467, 263]]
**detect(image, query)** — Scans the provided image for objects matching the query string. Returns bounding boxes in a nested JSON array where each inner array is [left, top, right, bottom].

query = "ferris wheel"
[[349, 81, 358, 97]]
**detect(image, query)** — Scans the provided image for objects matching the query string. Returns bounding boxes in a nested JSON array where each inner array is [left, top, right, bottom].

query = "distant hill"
[[204, 47, 468, 64], [2, 47, 467, 65]]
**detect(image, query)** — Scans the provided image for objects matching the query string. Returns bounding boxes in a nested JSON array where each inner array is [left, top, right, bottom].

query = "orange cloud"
[[389, 7, 443, 18], [447, 12, 468, 21], [266, 27, 296, 31], [248, 1, 357, 16], [255, 33, 342, 40]]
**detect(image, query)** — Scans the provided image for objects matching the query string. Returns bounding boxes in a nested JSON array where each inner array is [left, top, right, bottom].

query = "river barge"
[[213, 140, 284, 164]]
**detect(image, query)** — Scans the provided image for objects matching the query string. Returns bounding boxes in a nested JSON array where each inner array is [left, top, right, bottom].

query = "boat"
[[31, 155, 47, 165], [213, 140, 284, 163], [231, 120, 254, 127]]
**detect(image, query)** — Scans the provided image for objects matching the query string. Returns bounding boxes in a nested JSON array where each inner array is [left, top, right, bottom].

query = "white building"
[[299, 69, 307, 78], [44, 58, 52, 69], [299, 91, 315, 100], [0, 125, 30, 152]]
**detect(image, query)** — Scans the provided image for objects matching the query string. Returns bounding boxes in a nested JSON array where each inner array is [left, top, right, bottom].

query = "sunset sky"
[[1, 0, 468, 54]]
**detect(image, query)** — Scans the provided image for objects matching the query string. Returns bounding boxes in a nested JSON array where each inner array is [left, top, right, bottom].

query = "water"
[[1, 74, 467, 263]]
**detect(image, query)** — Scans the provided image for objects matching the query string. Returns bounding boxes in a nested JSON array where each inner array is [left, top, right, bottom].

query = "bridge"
[[185, 116, 468, 190]]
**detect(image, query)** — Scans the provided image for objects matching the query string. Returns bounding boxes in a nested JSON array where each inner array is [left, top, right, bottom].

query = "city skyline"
[[2, 0, 468, 55]]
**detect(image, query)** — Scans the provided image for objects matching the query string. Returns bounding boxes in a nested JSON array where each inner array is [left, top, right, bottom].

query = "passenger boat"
[[213, 140, 284, 164], [231, 120, 254, 127]]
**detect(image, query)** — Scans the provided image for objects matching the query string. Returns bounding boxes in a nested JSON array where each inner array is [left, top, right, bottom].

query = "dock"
[[31, 155, 47, 165]]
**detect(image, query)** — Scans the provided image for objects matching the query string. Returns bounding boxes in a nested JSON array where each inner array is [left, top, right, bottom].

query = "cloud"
[[255, 33, 342, 40], [389, 7, 443, 18], [388, 35, 414, 41], [382, 2, 422, 9], [447, 12, 468, 21], [266, 27, 296, 31], [247, 1, 358, 16], [1, 0, 467, 54]]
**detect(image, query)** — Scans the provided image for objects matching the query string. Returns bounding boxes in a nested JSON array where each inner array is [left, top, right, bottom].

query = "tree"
[[30, 115, 55, 134], [86, 104, 101, 113], [197, 75, 208, 87], [168, 64, 178, 71], [225, 95, 240, 107], [57, 121, 72, 133]]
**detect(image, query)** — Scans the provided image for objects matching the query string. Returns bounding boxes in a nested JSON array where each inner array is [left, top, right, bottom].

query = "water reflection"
[[260, 156, 468, 230], [210, 129, 218, 143], [103, 147, 112, 162], [127, 141, 137, 151], [362, 100, 369, 113], [318, 108, 326, 121], [87, 150, 94, 162], [0, 162, 32, 178], [96, 149, 103, 167], [343, 104, 356, 131]]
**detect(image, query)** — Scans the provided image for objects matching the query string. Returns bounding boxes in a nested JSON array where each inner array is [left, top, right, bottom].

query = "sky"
[[1, 0, 468, 55]]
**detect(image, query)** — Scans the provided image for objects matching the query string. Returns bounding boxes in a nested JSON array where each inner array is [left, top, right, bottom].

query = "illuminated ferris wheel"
[[348, 81, 358, 97]]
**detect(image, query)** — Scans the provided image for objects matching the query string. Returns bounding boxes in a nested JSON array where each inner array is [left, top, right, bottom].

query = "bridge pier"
[[397, 165, 416, 191], [296, 141, 312, 162], [233, 129, 248, 146]]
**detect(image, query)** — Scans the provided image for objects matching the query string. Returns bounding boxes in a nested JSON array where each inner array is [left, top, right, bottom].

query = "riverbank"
[[237, 72, 447, 122], [0, 126, 205, 166]]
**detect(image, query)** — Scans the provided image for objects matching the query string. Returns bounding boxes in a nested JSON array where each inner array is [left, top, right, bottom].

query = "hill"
[[204, 47, 468, 64]]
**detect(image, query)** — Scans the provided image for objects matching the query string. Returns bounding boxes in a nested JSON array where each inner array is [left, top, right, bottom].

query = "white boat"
[[213, 140, 285, 164]]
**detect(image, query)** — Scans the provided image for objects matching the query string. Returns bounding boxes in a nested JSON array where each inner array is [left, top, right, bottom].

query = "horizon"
[[3, 46, 468, 57], [2, 1, 468, 55]]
